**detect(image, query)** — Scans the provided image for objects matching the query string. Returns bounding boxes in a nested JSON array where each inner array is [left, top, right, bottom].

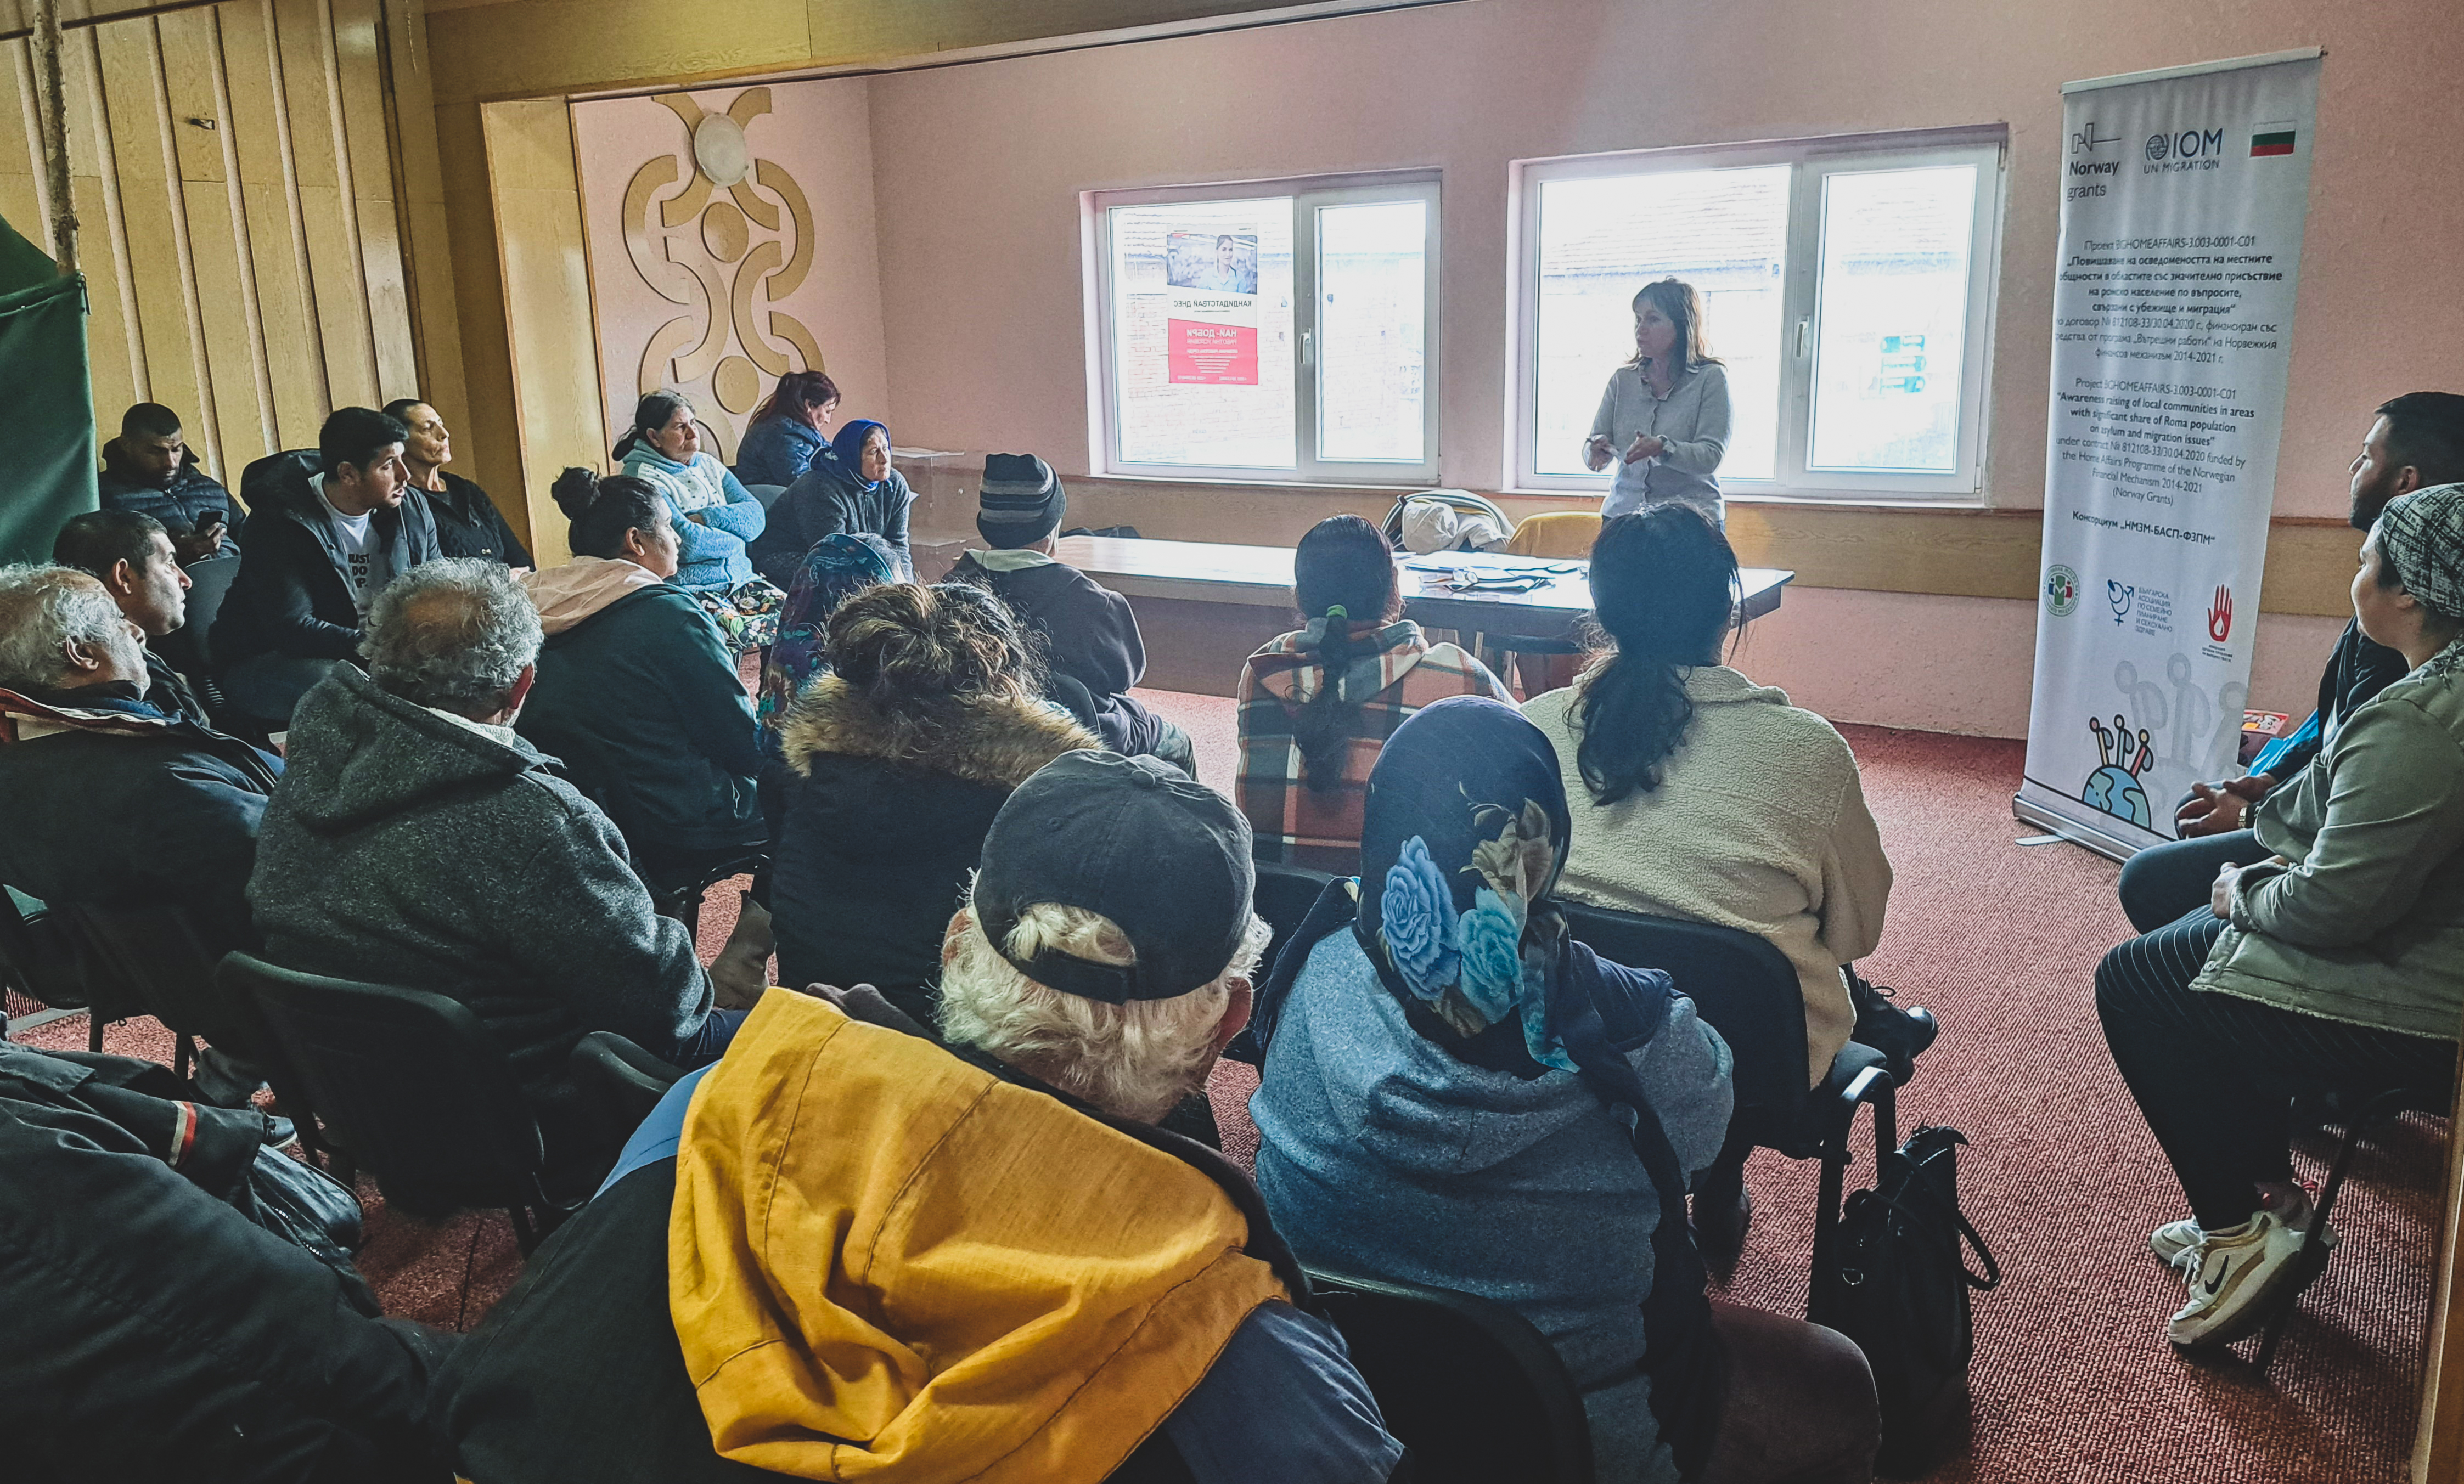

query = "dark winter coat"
[[749, 456, 914, 588], [249, 664, 716, 1101], [0, 1042, 452, 1484], [730, 416, 828, 490], [771, 675, 1094, 1019], [218, 451, 442, 670], [421, 470, 531, 566], [516, 575, 764, 855], [949, 551, 1166, 755], [98, 437, 246, 545], [0, 680, 280, 953]]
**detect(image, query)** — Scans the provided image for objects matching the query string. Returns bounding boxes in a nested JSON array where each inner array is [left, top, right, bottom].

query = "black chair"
[[1560, 903, 1899, 1306], [1252, 862, 1340, 984], [570, 1030, 685, 1135], [216, 951, 578, 1252], [0, 886, 144, 1046], [153, 552, 242, 722], [53, 901, 247, 1081], [2255, 1084, 2451, 1374], [1306, 1262, 1594, 1484]]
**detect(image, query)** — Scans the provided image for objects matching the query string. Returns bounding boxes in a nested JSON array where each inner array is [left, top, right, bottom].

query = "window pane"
[[1316, 199, 1426, 463], [1532, 166, 1787, 480], [1807, 165, 1977, 474], [1109, 199, 1296, 469]]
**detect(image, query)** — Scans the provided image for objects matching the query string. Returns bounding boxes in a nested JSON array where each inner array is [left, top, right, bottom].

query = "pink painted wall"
[[572, 79, 888, 462], [863, 0, 2464, 516], [841, 0, 2460, 735]]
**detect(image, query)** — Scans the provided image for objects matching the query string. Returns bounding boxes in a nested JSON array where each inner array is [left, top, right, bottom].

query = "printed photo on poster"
[[1165, 229, 1260, 385]]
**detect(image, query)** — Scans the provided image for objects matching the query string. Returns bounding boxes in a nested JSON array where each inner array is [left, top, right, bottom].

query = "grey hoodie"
[[248, 665, 714, 1097], [1252, 930, 1731, 1483]]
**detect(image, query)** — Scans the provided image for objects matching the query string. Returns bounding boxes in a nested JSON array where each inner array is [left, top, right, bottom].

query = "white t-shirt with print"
[[316, 476, 382, 614]]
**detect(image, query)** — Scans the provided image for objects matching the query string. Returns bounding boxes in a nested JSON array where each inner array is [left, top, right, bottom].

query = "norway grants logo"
[[2044, 564, 2080, 617], [2208, 586, 2234, 641], [2084, 713, 2156, 828]]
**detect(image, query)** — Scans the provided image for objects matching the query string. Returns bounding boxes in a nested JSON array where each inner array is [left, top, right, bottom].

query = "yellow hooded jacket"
[[671, 989, 1290, 1481]]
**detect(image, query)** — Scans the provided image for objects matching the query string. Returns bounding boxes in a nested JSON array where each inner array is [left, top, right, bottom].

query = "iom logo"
[[2148, 127, 2225, 162]]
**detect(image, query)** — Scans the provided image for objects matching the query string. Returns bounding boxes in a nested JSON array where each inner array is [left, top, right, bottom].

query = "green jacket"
[[2191, 658, 2464, 1039]]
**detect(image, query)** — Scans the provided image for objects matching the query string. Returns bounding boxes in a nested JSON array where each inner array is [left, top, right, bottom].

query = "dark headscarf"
[[829, 420, 891, 490], [1245, 695, 1723, 1472]]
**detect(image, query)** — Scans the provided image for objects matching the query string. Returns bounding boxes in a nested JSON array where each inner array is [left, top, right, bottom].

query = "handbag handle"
[[1892, 1150, 2002, 1291]]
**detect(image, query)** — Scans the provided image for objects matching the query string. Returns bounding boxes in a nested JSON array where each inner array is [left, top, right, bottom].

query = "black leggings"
[[2095, 908, 2454, 1228]]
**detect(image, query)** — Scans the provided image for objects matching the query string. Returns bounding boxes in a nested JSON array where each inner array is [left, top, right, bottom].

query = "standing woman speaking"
[[1583, 278, 1731, 524]]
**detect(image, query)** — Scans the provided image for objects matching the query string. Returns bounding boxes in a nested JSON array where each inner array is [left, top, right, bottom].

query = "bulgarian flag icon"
[[2251, 122, 2297, 157]]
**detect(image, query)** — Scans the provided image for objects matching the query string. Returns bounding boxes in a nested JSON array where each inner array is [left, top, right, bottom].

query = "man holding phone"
[[97, 403, 245, 564]]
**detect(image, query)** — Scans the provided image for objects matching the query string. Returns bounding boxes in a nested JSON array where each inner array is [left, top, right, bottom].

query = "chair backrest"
[[1306, 1263, 1594, 1484], [1559, 901, 1807, 1115], [569, 1031, 684, 1133], [1505, 512, 1604, 561], [744, 482, 788, 510], [0, 887, 128, 1017], [1253, 862, 1338, 984], [54, 901, 251, 1048], [217, 952, 547, 1204], [177, 553, 242, 670]]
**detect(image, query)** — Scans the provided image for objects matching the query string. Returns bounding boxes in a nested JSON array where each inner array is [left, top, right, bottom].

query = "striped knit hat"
[[976, 453, 1066, 548]]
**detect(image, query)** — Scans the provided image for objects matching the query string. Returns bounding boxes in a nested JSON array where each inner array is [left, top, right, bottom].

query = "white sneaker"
[[2153, 1211, 2338, 1267], [2166, 1209, 2324, 1347]]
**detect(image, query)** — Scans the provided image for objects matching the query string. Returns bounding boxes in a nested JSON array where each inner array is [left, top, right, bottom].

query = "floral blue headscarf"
[[758, 532, 899, 748], [1354, 695, 1578, 1073], [829, 419, 891, 490]]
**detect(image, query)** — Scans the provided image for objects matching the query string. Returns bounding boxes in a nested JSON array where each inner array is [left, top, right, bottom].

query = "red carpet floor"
[[13, 691, 2445, 1482]]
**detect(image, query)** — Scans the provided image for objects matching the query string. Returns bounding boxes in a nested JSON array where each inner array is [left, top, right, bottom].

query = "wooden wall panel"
[[0, 0, 426, 496]]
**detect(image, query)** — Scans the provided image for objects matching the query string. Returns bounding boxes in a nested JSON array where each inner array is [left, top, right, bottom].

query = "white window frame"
[[1509, 128, 2006, 501], [1085, 171, 1442, 485]]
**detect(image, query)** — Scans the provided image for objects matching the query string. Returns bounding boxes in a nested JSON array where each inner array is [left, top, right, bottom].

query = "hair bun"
[[550, 466, 601, 520]]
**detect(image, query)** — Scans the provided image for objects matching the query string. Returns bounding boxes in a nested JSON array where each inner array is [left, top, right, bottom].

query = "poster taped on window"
[[1166, 229, 1260, 384]]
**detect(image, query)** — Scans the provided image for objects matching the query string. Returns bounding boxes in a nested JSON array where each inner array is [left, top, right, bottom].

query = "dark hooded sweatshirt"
[[248, 665, 715, 1105]]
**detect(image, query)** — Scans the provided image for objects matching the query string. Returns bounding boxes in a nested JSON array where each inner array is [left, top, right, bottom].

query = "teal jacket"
[[2195, 656, 2464, 1039]]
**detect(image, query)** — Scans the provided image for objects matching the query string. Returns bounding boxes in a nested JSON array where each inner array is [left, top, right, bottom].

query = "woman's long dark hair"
[[1289, 515, 1404, 792], [1575, 506, 1740, 803], [749, 370, 840, 428], [612, 392, 689, 463], [551, 467, 666, 560]]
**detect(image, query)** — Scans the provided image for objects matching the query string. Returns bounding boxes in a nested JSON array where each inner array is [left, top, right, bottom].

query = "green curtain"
[[0, 210, 92, 566]]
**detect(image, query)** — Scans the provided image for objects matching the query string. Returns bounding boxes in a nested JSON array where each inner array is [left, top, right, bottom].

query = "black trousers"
[[2095, 907, 2454, 1228], [2114, 829, 2259, 933]]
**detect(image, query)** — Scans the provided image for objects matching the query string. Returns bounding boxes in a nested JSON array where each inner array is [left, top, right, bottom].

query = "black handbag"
[[1810, 1124, 2000, 1478]]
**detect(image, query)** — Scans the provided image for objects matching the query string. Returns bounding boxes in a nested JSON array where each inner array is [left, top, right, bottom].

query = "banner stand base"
[[2011, 793, 2147, 864]]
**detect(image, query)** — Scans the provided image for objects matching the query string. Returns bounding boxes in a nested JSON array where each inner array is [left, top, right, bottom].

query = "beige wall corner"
[[479, 95, 604, 564]]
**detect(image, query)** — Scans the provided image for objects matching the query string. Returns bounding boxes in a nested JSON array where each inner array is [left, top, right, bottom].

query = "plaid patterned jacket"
[[1236, 620, 1514, 872]]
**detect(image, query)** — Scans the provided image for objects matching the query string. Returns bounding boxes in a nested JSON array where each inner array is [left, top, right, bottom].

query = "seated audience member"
[[97, 400, 244, 562], [616, 391, 780, 650], [755, 529, 900, 747], [948, 453, 1193, 771], [751, 416, 915, 586], [0, 566, 278, 962], [2099, 482, 2464, 1349], [517, 469, 765, 903], [1248, 697, 1878, 1483], [248, 560, 739, 1153], [1235, 512, 1511, 871], [2119, 391, 2464, 930], [217, 406, 441, 726], [1522, 507, 1918, 1259], [0, 1042, 454, 1483], [771, 581, 1095, 1024], [729, 367, 839, 489], [385, 398, 531, 566], [52, 509, 207, 725], [438, 751, 1405, 1484]]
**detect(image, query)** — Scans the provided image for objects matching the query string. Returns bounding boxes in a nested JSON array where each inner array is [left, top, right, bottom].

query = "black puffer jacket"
[[218, 450, 442, 671]]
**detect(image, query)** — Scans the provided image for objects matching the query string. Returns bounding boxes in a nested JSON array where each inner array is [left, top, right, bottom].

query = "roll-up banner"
[[2015, 49, 2322, 859]]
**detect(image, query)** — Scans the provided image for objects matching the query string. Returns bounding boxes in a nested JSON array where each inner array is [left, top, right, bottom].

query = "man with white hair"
[[437, 750, 1408, 1484], [0, 566, 279, 1030], [247, 560, 738, 1173]]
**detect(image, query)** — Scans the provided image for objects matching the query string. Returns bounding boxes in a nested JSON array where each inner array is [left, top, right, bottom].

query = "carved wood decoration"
[[581, 85, 823, 463]]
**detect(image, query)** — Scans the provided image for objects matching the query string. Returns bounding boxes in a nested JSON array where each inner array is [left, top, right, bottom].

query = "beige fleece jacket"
[[1524, 667, 1891, 1086]]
